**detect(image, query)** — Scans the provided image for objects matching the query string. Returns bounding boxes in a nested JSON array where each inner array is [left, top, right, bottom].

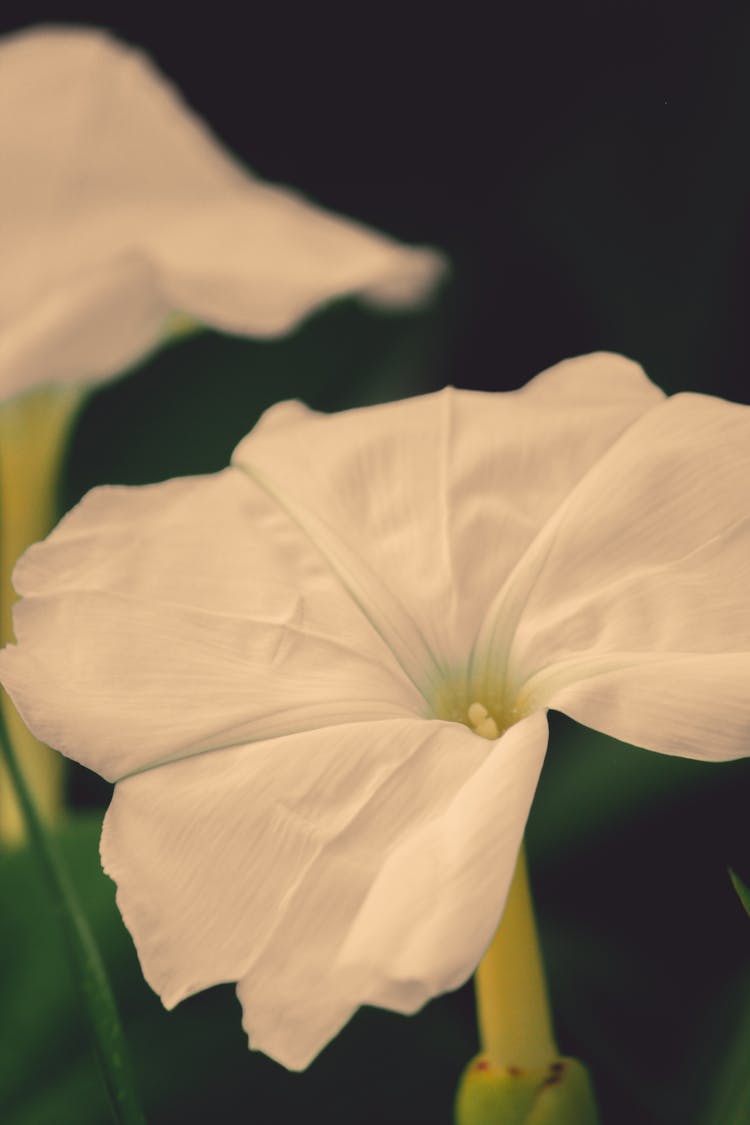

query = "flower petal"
[[0, 27, 444, 399], [99, 714, 545, 1071], [232, 354, 664, 682], [532, 654, 750, 761], [496, 392, 750, 759], [0, 470, 419, 780], [330, 712, 546, 1008], [0, 253, 167, 398]]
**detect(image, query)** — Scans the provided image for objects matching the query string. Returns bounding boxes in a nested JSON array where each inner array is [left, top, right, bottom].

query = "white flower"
[[1, 352, 748, 1070], [0, 26, 443, 401]]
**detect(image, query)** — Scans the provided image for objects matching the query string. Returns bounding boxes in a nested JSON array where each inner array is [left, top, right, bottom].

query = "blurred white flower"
[[0, 25, 444, 401], [1, 353, 748, 1069]]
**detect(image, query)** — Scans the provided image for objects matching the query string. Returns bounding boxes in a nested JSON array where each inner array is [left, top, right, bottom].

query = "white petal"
[[0, 470, 419, 780], [232, 354, 664, 683], [335, 712, 547, 1008], [99, 715, 543, 1071], [0, 254, 167, 396], [533, 654, 750, 761], [494, 392, 750, 759], [0, 27, 444, 399]]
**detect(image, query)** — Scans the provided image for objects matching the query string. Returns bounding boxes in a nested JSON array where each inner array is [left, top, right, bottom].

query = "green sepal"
[[455, 1054, 599, 1125]]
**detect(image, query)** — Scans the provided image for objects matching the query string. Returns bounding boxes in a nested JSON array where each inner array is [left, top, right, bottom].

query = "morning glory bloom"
[[1, 353, 747, 1069], [0, 26, 443, 401], [0, 24, 442, 839]]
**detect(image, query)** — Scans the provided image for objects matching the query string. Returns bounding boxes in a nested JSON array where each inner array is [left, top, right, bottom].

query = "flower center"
[[466, 701, 499, 740], [429, 674, 521, 741]]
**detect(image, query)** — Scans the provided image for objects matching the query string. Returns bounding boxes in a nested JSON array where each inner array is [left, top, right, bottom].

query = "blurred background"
[[1, 4, 749, 1123]]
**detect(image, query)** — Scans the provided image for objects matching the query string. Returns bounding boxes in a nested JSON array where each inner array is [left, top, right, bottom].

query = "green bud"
[[455, 1054, 599, 1125]]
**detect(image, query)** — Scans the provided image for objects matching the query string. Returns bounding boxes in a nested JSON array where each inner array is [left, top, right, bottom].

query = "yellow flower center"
[[466, 701, 500, 740], [430, 674, 523, 740]]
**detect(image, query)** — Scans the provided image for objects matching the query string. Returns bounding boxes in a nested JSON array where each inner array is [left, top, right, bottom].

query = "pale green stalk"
[[455, 846, 599, 1124], [0, 384, 145, 1120], [0, 385, 83, 840], [475, 846, 558, 1069]]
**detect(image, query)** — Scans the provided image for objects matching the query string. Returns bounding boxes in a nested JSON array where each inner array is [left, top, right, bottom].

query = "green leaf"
[[700, 972, 750, 1125], [729, 868, 750, 918], [0, 708, 144, 1125], [1, 812, 474, 1124], [528, 715, 717, 861]]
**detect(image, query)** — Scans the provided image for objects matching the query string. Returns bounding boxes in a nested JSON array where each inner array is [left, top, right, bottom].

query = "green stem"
[[475, 846, 557, 1069], [456, 847, 600, 1123], [0, 385, 83, 840], [0, 691, 145, 1125]]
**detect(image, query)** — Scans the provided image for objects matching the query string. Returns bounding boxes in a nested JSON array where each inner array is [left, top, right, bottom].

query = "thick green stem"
[[456, 846, 600, 1123], [475, 846, 557, 1069], [0, 689, 145, 1124]]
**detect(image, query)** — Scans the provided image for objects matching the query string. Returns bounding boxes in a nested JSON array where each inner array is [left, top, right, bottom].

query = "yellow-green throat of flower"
[[431, 675, 524, 740]]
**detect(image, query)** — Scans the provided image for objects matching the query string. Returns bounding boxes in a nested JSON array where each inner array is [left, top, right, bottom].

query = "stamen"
[[467, 700, 500, 740], [474, 715, 500, 739], [467, 701, 488, 726]]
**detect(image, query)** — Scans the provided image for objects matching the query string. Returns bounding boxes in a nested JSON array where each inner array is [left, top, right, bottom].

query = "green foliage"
[[0, 813, 473, 1124], [697, 970, 750, 1124], [0, 709, 143, 1125], [729, 868, 750, 919]]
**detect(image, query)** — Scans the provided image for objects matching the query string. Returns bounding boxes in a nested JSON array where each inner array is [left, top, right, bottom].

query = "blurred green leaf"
[[1, 813, 473, 1124], [1, 813, 126, 1125], [699, 971, 750, 1125], [729, 868, 750, 919], [0, 715, 143, 1125], [528, 715, 718, 862]]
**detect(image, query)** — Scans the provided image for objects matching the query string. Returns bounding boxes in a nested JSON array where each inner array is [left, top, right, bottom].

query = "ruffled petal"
[[232, 353, 664, 679], [99, 714, 544, 1071], [494, 392, 750, 759], [300, 712, 545, 1039], [0, 27, 444, 399], [0, 470, 419, 780]]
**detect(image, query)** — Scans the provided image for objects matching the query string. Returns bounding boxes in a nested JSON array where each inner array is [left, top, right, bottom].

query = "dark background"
[[7, 3, 750, 407], [1, 5, 749, 1124]]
